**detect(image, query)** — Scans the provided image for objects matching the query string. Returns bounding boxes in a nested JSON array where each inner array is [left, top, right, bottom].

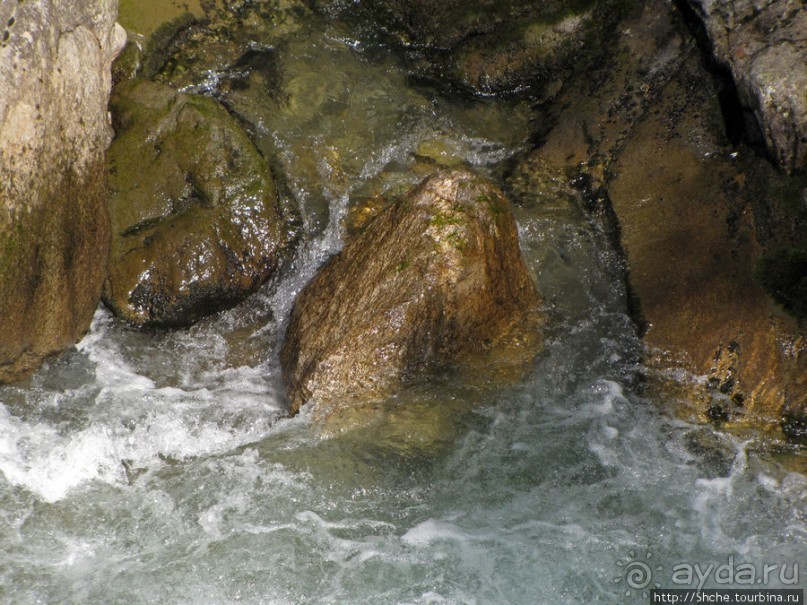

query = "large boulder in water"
[[281, 170, 543, 417], [0, 0, 126, 382], [104, 79, 299, 327]]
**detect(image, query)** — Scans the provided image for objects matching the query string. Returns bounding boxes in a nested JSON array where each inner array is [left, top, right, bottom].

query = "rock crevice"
[[683, 0, 807, 172]]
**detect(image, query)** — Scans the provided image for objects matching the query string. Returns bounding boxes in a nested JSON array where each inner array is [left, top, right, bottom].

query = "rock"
[[150, 0, 310, 90], [450, 10, 597, 95], [353, 0, 515, 49], [525, 0, 806, 436], [0, 0, 126, 383], [529, 0, 692, 184], [104, 79, 299, 327], [606, 52, 806, 431], [316, 0, 627, 96], [281, 170, 543, 417], [683, 428, 737, 478], [684, 0, 807, 173], [782, 402, 807, 444], [754, 246, 807, 320]]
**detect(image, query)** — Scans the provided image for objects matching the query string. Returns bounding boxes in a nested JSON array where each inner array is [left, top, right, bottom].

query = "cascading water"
[[1, 6, 804, 605]]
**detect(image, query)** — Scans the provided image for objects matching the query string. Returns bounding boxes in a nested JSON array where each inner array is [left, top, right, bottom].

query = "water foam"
[[0, 309, 286, 503]]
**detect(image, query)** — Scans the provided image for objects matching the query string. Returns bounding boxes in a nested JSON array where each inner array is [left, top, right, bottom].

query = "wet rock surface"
[[112, 0, 311, 89], [607, 60, 805, 429], [105, 0, 806, 437], [525, 0, 806, 433], [0, 0, 125, 382], [281, 170, 543, 417], [104, 79, 299, 327], [683, 0, 807, 173], [315, 0, 627, 96]]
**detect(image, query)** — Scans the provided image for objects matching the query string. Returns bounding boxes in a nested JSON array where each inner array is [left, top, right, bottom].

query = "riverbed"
[[1, 3, 804, 603]]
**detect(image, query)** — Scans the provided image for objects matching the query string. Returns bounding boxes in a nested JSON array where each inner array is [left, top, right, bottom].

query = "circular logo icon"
[[616, 550, 663, 598]]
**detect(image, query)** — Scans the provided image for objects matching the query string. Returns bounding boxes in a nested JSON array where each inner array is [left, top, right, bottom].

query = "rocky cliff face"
[[0, 0, 126, 382]]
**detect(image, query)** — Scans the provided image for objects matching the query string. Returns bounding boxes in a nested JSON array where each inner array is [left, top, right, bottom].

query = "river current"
[[1, 6, 805, 604]]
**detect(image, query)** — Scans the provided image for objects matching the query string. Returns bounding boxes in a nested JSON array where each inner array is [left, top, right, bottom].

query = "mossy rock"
[[113, 0, 310, 88], [105, 79, 299, 327], [281, 169, 543, 419]]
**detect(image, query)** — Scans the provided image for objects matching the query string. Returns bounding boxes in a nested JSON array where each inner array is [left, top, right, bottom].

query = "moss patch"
[[429, 212, 464, 228]]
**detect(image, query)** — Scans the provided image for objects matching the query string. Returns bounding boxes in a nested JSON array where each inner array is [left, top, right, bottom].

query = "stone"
[[450, 10, 597, 95], [281, 170, 543, 417], [104, 79, 299, 327], [684, 0, 807, 173], [149, 0, 309, 90], [529, 0, 692, 184], [316, 0, 627, 96], [0, 0, 126, 383], [606, 53, 806, 432], [526, 0, 806, 436]]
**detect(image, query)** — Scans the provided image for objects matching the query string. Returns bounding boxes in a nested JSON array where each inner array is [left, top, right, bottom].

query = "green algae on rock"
[[104, 79, 299, 327], [281, 170, 543, 418]]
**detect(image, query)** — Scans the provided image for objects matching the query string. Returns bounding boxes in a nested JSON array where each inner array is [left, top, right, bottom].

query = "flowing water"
[[1, 6, 805, 604]]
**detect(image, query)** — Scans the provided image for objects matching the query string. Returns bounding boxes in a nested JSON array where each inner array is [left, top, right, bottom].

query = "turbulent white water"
[[1, 11, 805, 605], [2, 196, 804, 602]]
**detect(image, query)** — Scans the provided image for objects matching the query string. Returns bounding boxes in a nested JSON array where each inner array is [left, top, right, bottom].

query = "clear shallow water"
[[1, 7, 806, 605]]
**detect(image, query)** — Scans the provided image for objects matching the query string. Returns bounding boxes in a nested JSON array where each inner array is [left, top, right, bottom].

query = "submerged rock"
[[104, 79, 299, 327], [0, 0, 126, 382], [281, 170, 543, 417], [144, 0, 309, 90], [684, 0, 807, 173]]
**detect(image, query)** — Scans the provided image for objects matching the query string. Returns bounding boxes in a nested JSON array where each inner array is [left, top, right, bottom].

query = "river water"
[[1, 6, 805, 604]]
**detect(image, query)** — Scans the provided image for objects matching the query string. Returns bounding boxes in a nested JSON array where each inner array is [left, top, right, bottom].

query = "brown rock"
[[281, 170, 543, 417], [527, 0, 806, 435], [607, 56, 806, 430], [0, 0, 126, 382]]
